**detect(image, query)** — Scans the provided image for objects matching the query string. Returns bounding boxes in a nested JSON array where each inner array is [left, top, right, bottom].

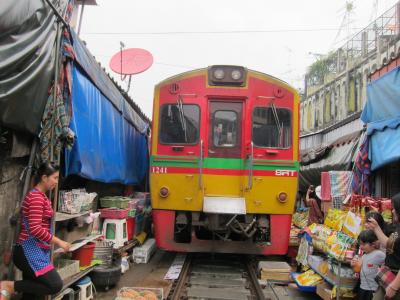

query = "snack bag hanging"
[[342, 211, 362, 238]]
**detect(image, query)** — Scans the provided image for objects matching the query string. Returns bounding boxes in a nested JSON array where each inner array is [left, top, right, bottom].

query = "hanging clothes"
[[352, 134, 371, 195]]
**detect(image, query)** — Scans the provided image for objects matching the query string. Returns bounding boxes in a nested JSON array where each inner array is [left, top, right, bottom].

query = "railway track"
[[168, 253, 265, 300]]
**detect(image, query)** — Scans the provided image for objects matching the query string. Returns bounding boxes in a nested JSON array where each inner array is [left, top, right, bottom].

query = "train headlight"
[[208, 65, 246, 86], [213, 68, 225, 80], [160, 186, 170, 198], [277, 192, 288, 203], [231, 69, 242, 80]]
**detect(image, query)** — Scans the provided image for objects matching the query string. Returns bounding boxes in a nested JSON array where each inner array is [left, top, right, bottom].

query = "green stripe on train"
[[151, 156, 300, 170]]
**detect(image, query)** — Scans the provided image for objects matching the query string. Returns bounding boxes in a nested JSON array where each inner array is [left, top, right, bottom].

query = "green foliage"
[[307, 52, 337, 86]]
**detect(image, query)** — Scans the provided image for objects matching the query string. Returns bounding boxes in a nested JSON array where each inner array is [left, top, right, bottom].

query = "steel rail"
[[169, 254, 192, 300]]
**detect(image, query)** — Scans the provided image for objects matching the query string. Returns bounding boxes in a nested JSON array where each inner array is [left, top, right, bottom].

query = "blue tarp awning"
[[367, 117, 400, 171], [64, 65, 148, 184], [361, 66, 400, 123], [360, 66, 400, 171], [70, 30, 148, 134]]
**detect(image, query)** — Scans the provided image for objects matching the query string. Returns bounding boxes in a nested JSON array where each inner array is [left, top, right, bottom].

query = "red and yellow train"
[[150, 65, 299, 255]]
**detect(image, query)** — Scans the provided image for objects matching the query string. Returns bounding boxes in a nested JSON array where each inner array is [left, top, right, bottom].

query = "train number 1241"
[[152, 167, 168, 174]]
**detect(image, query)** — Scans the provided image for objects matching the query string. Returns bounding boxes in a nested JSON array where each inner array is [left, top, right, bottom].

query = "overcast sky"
[[80, 0, 398, 118]]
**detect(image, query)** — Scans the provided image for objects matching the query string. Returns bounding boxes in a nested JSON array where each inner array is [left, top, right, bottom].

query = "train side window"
[[213, 110, 237, 147], [252, 107, 291, 148], [159, 104, 200, 144]]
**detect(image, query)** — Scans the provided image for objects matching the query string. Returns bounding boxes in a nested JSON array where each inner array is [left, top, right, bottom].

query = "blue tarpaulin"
[[361, 66, 400, 170], [361, 66, 400, 123], [70, 30, 148, 134], [65, 65, 148, 184], [367, 117, 400, 171]]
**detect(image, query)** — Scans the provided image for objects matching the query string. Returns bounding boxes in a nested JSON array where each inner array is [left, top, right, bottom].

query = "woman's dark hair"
[[392, 193, 400, 220], [34, 162, 60, 185], [359, 229, 378, 244], [366, 211, 386, 230]]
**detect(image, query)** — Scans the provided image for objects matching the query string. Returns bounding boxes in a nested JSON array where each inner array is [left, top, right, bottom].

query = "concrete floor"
[[95, 249, 323, 300], [96, 249, 175, 299]]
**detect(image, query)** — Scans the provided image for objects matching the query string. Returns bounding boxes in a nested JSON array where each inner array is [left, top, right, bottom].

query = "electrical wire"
[[82, 27, 365, 36]]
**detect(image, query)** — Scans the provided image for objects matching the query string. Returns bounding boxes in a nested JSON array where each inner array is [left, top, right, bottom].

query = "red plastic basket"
[[99, 208, 129, 219]]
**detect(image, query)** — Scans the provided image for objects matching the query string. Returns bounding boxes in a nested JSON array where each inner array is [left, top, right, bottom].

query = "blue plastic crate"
[[290, 272, 317, 293]]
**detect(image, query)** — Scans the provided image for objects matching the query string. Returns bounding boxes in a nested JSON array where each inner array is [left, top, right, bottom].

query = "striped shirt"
[[18, 189, 53, 244]]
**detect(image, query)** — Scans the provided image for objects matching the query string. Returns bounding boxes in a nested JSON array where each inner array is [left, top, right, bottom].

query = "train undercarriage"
[[153, 210, 292, 255], [173, 212, 271, 244]]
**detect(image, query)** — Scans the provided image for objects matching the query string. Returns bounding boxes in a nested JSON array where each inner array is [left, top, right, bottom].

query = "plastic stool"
[[102, 218, 128, 249], [76, 276, 94, 300]]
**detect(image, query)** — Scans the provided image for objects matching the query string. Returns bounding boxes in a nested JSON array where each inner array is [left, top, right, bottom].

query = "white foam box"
[[132, 238, 156, 264]]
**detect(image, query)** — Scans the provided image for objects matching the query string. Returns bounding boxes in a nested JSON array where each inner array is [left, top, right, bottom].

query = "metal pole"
[[77, 0, 86, 36], [45, 19, 63, 300], [50, 20, 61, 164], [43, 0, 69, 28], [7, 138, 38, 279]]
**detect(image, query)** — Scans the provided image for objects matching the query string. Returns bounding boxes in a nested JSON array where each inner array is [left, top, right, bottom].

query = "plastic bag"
[[381, 199, 392, 223], [121, 256, 129, 274], [296, 237, 312, 266]]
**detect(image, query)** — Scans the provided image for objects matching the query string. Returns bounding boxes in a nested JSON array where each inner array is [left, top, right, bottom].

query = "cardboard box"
[[316, 282, 356, 300], [258, 261, 291, 281]]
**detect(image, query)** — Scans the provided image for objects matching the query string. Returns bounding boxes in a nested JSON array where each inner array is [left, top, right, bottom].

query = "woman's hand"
[[365, 218, 379, 230], [58, 240, 71, 253], [386, 284, 398, 299]]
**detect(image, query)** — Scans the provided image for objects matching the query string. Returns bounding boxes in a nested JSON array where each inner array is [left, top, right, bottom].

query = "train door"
[[204, 101, 244, 197]]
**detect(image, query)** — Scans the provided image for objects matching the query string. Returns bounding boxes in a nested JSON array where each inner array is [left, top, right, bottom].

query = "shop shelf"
[[54, 234, 103, 254], [55, 211, 90, 222]]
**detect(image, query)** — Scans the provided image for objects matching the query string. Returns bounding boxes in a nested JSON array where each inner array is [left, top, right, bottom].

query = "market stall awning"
[[64, 65, 148, 185], [367, 116, 400, 171], [70, 31, 149, 134], [361, 66, 400, 123], [299, 132, 361, 191], [0, 0, 68, 134]]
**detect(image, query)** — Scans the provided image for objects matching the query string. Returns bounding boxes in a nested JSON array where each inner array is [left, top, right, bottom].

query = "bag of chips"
[[295, 269, 323, 286], [324, 209, 347, 231], [342, 211, 362, 238], [381, 199, 392, 223]]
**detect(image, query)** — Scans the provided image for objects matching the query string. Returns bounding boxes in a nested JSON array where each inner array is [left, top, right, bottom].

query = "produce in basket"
[[117, 287, 162, 300]]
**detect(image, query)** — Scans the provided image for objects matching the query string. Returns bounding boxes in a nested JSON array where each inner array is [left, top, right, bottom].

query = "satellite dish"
[[109, 48, 153, 75]]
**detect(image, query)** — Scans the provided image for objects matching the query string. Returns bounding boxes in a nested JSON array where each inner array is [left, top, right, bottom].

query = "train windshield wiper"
[[269, 101, 283, 147], [177, 96, 188, 142]]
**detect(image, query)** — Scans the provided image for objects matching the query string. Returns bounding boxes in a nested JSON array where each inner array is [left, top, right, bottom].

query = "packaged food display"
[[293, 208, 309, 228], [324, 209, 347, 231], [342, 211, 362, 238], [295, 269, 323, 286], [327, 232, 355, 261]]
